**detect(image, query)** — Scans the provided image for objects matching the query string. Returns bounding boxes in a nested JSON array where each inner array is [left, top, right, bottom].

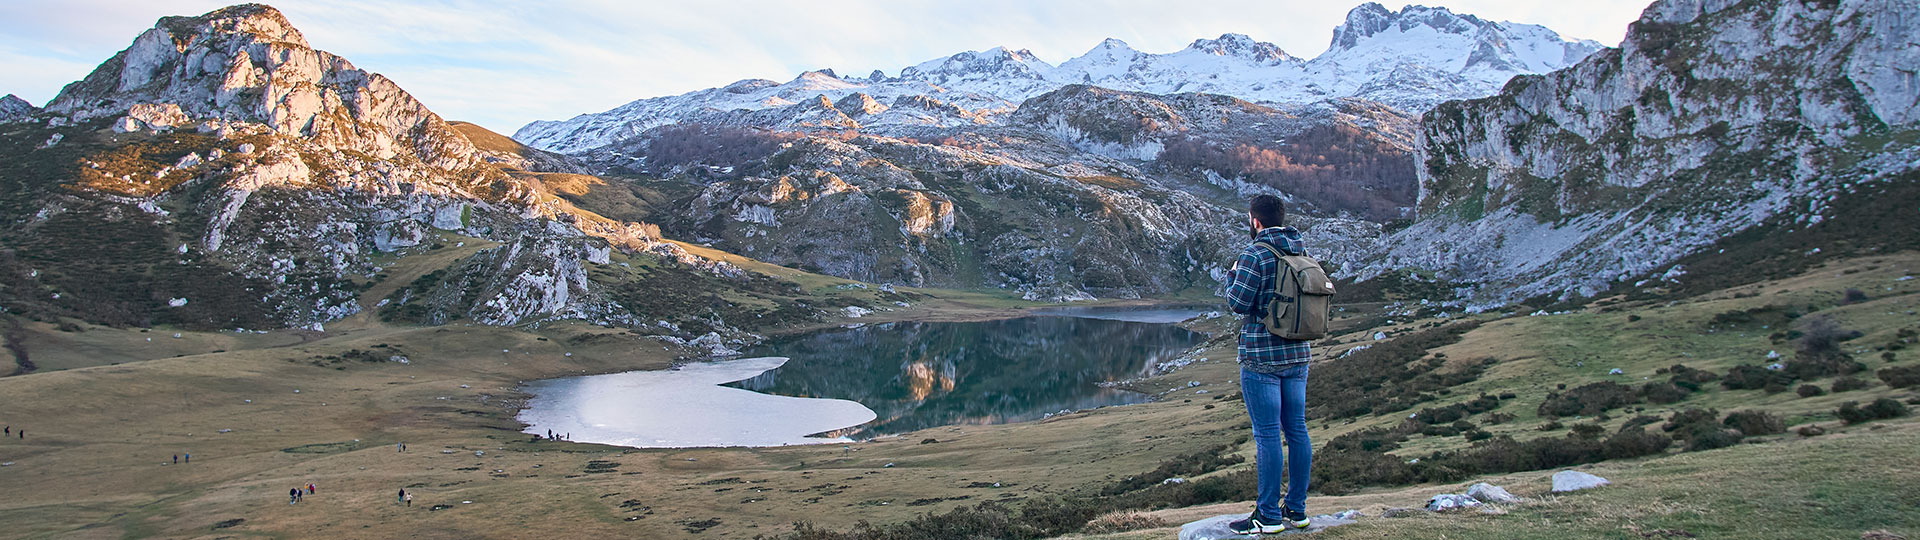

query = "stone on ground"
[[1467, 482, 1523, 504], [1552, 470, 1611, 492], [1179, 511, 1359, 539], [1425, 493, 1483, 511]]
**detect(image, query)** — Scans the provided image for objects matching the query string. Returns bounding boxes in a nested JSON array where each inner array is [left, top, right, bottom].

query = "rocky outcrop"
[[0, 4, 706, 330], [1360, 0, 1920, 307], [1, 94, 41, 123]]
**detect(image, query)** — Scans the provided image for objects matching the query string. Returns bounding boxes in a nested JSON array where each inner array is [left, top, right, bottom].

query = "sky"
[[0, 0, 1652, 135]]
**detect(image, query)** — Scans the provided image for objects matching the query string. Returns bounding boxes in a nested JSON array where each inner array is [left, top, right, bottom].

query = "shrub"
[[1099, 445, 1243, 496], [1796, 425, 1826, 437], [1602, 428, 1673, 459], [1484, 412, 1516, 425], [1463, 429, 1493, 441], [1640, 381, 1690, 404], [1538, 421, 1565, 431], [1684, 428, 1745, 451], [1723, 411, 1786, 436], [1878, 365, 1920, 388], [1864, 398, 1910, 419], [1662, 408, 1721, 439], [1569, 423, 1607, 439], [1836, 399, 1909, 424], [1723, 365, 1783, 390], [1306, 322, 1486, 421], [1842, 288, 1869, 304], [1310, 449, 1416, 495], [1796, 384, 1826, 397], [1831, 376, 1870, 392], [1620, 415, 1663, 431], [1538, 382, 1639, 417]]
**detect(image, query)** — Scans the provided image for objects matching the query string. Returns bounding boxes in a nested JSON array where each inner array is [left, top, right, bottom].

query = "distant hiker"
[[307, 483, 315, 495], [173, 455, 178, 464], [4, 426, 8, 434], [1225, 194, 1327, 535], [290, 488, 300, 504], [184, 453, 189, 463], [405, 493, 413, 507], [398, 488, 406, 503], [397, 442, 406, 452]]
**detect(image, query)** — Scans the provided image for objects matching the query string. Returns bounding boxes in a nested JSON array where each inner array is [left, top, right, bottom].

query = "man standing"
[[1225, 194, 1314, 534]]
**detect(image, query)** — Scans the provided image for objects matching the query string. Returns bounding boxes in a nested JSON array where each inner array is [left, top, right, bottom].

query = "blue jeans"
[[1241, 364, 1310, 517]]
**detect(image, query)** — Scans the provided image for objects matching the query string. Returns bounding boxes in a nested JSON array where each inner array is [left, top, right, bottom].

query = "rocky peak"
[[0, 94, 37, 122], [833, 92, 887, 116], [1329, 3, 1490, 51], [899, 46, 1055, 81], [45, 3, 483, 172], [1184, 33, 1293, 63], [1096, 38, 1132, 51]]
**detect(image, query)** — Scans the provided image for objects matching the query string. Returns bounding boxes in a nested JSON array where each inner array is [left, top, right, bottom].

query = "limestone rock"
[[1178, 511, 1359, 540], [1426, 493, 1484, 511], [1551, 470, 1611, 492], [1467, 482, 1523, 504]]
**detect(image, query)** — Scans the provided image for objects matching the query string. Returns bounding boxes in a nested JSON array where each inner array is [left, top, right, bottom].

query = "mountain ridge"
[[513, 3, 1603, 154]]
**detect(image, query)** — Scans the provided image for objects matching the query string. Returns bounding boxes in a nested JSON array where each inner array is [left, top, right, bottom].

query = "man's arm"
[[1226, 248, 1261, 315]]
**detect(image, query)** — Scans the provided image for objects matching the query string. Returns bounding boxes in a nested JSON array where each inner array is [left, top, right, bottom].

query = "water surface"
[[516, 357, 876, 448], [735, 314, 1204, 437]]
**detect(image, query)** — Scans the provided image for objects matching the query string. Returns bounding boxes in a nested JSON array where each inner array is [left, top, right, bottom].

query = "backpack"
[[1253, 241, 1335, 340]]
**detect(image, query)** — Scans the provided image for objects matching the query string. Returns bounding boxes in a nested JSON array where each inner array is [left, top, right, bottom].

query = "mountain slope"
[[1358, 0, 1920, 307], [0, 4, 841, 336]]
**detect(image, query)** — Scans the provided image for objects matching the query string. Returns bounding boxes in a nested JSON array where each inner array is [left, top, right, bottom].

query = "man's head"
[[1249, 194, 1285, 230]]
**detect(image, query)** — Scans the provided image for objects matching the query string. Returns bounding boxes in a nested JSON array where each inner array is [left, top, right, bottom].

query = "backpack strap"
[[1252, 242, 1295, 304]]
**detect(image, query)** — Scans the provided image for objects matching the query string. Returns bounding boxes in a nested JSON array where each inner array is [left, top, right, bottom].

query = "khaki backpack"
[[1253, 242, 1335, 340]]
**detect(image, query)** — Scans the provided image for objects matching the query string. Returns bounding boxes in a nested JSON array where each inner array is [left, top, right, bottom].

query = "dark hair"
[[1250, 194, 1285, 229]]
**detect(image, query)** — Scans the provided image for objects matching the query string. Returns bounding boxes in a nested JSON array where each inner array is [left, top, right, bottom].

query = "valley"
[[1, 0, 1917, 538]]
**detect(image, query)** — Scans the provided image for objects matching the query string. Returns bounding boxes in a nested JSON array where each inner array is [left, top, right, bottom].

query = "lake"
[[518, 307, 1206, 447]]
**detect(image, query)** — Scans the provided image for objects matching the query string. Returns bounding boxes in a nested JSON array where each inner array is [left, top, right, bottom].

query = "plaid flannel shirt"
[[1226, 226, 1313, 372]]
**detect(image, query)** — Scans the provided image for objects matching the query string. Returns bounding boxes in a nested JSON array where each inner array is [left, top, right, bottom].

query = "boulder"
[[1179, 511, 1359, 540], [1551, 470, 1610, 492], [1467, 482, 1523, 504], [1426, 493, 1483, 511]]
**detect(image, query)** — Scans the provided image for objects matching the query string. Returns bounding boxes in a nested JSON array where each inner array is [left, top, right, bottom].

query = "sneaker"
[[1281, 508, 1312, 529], [1227, 511, 1286, 535]]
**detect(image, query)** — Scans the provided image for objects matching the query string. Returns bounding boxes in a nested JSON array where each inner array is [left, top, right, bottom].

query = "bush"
[[1831, 376, 1870, 392], [1836, 399, 1910, 424], [1484, 412, 1516, 425], [1796, 384, 1826, 397], [1602, 428, 1673, 459], [1307, 322, 1486, 421], [1463, 429, 1493, 441], [1538, 421, 1564, 431], [1797, 425, 1827, 437], [1538, 382, 1639, 418], [1640, 381, 1691, 404], [1569, 423, 1607, 439], [1878, 365, 1920, 388], [1864, 398, 1910, 419], [1684, 428, 1745, 451], [1723, 365, 1791, 390], [1723, 411, 1786, 436]]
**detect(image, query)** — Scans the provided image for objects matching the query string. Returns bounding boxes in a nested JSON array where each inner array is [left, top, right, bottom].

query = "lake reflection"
[[734, 315, 1204, 437]]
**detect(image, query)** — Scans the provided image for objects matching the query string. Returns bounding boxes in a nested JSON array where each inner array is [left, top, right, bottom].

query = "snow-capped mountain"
[[516, 2, 1602, 155]]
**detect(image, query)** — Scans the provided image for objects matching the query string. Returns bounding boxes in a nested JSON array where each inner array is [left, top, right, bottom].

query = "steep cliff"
[[1365, 0, 1920, 306]]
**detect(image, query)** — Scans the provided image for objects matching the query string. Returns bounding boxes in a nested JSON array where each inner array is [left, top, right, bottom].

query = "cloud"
[[0, 0, 1651, 135]]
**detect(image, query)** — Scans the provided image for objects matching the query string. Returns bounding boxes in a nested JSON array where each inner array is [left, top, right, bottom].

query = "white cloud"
[[0, 0, 1650, 134]]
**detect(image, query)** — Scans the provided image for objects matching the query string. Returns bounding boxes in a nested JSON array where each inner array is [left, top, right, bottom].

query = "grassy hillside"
[[1, 250, 1912, 539]]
